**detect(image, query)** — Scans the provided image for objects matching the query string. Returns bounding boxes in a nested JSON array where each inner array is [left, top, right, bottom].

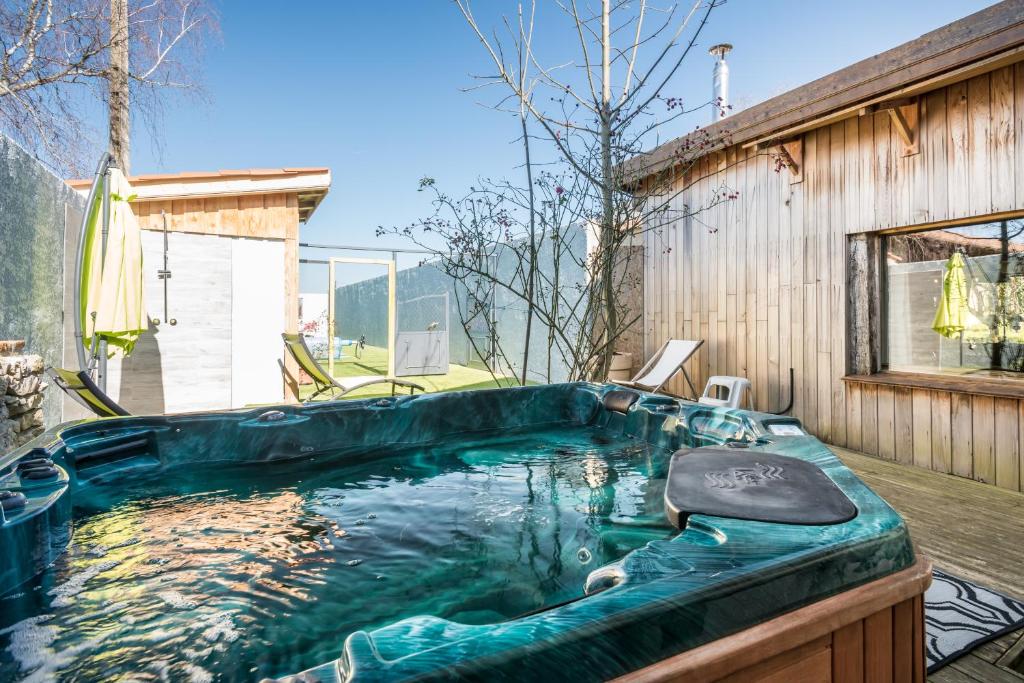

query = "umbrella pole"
[[97, 163, 114, 392]]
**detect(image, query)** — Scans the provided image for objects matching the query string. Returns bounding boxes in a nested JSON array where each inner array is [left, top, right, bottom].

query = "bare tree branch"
[[0, 0, 217, 175]]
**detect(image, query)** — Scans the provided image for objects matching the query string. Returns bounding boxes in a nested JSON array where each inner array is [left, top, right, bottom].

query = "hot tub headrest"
[[602, 390, 641, 414], [664, 448, 857, 528]]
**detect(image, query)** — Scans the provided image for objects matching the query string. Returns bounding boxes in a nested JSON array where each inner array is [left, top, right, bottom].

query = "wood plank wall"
[[134, 192, 299, 240], [643, 62, 1024, 491], [843, 380, 1024, 490]]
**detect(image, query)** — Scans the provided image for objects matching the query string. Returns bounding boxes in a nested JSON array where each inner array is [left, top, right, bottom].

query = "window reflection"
[[885, 219, 1024, 377]]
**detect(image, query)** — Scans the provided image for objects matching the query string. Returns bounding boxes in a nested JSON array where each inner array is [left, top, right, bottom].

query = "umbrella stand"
[[72, 153, 115, 391]]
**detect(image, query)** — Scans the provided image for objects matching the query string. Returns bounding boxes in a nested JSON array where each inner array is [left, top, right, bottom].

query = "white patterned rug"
[[926, 568, 1024, 672]]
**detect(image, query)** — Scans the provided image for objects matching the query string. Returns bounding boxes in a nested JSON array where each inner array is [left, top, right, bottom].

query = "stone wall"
[[0, 343, 47, 452]]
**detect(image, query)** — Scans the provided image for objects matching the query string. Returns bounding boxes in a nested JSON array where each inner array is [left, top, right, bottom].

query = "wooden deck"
[[834, 447, 1024, 681]]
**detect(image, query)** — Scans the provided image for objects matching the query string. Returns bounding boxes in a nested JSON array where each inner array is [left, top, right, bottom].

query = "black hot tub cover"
[[664, 448, 858, 528]]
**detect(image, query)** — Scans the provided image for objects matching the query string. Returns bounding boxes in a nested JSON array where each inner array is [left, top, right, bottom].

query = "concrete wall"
[[0, 134, 85, 428], [105, 231, 285, 413]]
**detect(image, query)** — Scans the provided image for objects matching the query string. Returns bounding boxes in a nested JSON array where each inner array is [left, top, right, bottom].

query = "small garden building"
[[67, 167, 331, 414]]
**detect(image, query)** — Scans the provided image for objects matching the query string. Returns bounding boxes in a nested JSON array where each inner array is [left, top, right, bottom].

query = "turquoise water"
[[0, 426, 674, 681]]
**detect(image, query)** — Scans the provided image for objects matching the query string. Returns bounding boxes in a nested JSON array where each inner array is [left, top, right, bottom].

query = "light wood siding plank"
[[947, 80, 970, 219], [994, 397, 1020, 491], [1016, 64, 1024, 209], [847, 383, 864, 452], [911, 389, 932, 470], [1019, 401, 1024, 493], [790, 180, 805, 423], [756, 150, 770, 410], [811, 132, 829, 442], [857, 114, 875, 234], [951, 392, 974, 479], [967, 73, 992, 216], [894, 386, 915, 466], [930, 391, 952, 474], [804, 285, 818, 435], [862, 384, 879, 457], [830, 122, 848, 446], [924, 89, 949, 223], [972, 395, 995, 485], [874, 113, 893, 229], [908, 102, 929, 225], [803, 131, 818, 285], [877, 386, 896, 460], [990, 66, 1015, 212]]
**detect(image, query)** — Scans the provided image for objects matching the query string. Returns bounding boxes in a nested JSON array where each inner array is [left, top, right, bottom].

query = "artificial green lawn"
[[298, 345, 528, 400]]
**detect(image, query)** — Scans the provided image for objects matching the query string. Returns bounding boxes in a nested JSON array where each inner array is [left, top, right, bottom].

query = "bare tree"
[[382, 0, 734, 384], [0, 0, 216, 175]]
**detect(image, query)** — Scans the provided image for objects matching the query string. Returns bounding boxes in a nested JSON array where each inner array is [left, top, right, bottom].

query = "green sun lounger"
[[282, 333, 425, 401], [47, 367, 130, 418]]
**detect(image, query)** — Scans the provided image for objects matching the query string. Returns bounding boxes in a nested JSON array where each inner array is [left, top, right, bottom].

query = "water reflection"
[[0, 427, 674, 681]]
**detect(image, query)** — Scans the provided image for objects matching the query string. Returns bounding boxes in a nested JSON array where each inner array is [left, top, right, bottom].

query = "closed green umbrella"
[[81, 168, 146, 358], [932, 252, 969, 339]]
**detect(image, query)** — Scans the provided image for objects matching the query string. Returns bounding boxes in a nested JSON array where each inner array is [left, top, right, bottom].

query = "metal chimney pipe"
[[709, 43, 732, 123]]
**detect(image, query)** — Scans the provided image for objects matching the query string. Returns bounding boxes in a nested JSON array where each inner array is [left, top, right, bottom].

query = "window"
[[883, 218, 1024, 378]]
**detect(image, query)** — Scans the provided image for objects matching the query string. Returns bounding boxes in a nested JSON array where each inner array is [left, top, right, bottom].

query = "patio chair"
[[47, 367, 130, 418], [281, 333, 425, 401], [612, 339, 703, 399]]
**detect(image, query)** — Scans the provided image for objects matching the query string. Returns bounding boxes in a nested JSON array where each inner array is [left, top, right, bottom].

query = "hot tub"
[[0, 383, 915, 681]]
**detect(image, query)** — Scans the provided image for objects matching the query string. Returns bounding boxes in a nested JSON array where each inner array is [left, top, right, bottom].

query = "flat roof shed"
[[67, 167, 331, 414]]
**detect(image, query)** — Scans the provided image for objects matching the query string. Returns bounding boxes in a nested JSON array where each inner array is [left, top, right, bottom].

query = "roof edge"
[[629, 0, 1024, 180]]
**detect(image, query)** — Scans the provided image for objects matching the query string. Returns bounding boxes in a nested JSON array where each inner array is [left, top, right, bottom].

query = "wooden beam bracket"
[[775, 139, 803, 184], [861, 97, 920, 156], [889, 100, 920, 156]]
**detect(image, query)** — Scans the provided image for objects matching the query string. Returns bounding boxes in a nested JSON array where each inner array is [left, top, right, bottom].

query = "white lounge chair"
[[612, 339, 703, 399]]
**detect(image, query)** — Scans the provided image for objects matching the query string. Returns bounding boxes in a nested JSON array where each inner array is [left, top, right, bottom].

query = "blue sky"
[[128, 0, 994, 287]]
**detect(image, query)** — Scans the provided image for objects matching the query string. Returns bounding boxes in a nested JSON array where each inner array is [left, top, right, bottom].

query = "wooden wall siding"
[[643, 63, 1024, 489], [134, 192, 299, 240], [844, 381, 1024, 491]]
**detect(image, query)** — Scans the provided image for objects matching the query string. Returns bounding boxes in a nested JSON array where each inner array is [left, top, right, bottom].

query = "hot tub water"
[[0, 425, 674, 681]]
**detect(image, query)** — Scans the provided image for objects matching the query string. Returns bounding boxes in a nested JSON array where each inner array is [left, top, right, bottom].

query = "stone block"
[[11, 375, 40, 397], [6, 393, 41, 417], [1, 357, 24, 381]]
